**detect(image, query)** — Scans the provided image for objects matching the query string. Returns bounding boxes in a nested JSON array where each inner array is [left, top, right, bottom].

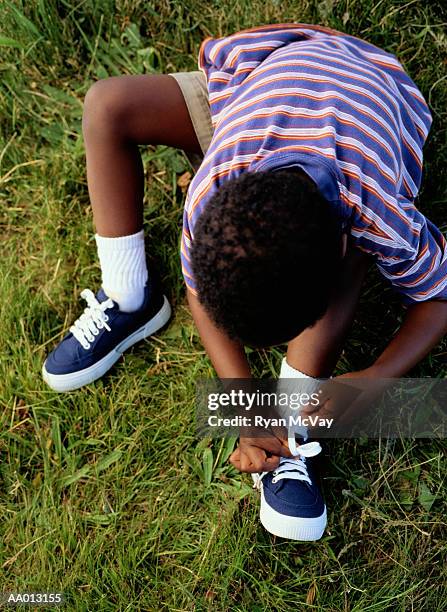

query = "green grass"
[[1, 1, 447, 610]]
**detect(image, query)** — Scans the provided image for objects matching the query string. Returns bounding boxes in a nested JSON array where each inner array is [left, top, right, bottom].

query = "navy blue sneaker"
[[42, 276, 171, 392], [252, 441, 327, 541]]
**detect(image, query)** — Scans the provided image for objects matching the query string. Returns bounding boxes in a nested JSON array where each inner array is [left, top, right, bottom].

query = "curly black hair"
[[190, 168, 343, 347]]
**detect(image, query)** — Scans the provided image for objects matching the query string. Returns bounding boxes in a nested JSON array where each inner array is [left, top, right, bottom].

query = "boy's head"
[[190, 169, 344, 347]]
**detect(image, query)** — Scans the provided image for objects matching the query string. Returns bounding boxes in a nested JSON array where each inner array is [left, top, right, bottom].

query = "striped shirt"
[[181, 23, 447, 304]]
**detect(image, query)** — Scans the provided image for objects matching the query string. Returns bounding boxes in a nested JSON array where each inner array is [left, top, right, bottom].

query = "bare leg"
[[286, 247, 371, 377], [82, 74, 202, 236]]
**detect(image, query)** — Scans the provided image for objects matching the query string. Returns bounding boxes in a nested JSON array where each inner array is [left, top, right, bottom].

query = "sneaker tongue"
[[96, 287, 111, 303]]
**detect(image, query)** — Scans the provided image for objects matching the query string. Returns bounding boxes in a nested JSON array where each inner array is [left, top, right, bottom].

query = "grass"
[[1, 0, 446, 609]]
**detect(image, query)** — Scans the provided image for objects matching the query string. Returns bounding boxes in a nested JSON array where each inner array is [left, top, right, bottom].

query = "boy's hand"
[[301, 369, 390, 427], [229, 432, 293, 473]]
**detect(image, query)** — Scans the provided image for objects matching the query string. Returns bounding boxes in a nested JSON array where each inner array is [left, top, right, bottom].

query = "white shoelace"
[[70, 289, 114, 350], [252, 438, 322, 490]]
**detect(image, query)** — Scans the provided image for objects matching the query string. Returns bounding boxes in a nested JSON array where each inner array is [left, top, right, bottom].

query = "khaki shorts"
[[168, 71, 213, 165]]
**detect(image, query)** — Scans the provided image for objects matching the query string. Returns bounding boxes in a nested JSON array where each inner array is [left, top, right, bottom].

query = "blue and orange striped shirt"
[[181, 23, 447, 303]]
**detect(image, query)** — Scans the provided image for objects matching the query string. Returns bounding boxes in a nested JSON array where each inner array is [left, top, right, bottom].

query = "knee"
[[82, 77, 132, 139]]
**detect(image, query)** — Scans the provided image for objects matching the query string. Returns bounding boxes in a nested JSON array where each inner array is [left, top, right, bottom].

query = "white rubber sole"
[[42, 296, 172, 392], [258, 481, 327, 541]]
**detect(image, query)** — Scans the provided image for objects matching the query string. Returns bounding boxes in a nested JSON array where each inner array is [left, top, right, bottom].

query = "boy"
[[42, 24, 447, 541]]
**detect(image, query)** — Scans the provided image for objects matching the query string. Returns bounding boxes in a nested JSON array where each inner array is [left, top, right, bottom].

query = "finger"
[[302, 387, 331, 414], [242, 446, 278, 473], [231, 445, 277, 473], [270, 426, 295, 451], [302, 398, 334, 422], [305, 399, 342, 435], [240, 450, 254, 473], [315, 380, 333, 403], [229, 448, 241, 469], [300, 403, 320, 415], [269, 425, 288, 441], [263, 454, 280, 470], [238, 445, 266, 472], [301, 396, 328, 415], [312, 399, 336, 420], [229, 447, 241, 462], [249, 433, 294, 458], [277, 439, 294, 458]]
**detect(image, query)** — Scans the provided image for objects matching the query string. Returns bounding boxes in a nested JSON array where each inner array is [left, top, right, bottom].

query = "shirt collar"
[[251, 149, 350, 227]]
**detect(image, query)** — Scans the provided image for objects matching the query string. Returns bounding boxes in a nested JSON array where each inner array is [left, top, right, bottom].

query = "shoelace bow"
[[70, 289, 114, 350], [252, 438, 322, 490]]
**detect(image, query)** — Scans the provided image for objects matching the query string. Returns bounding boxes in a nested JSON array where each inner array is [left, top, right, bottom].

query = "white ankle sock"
[[95, 230, 148, 312], [278, 358, 326, 440], [279, 358, 323, 383]]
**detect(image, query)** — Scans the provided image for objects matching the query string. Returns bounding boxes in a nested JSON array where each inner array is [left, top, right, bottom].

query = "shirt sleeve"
[[180, 206, 198, 295], [350, 196, 447, 304]]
